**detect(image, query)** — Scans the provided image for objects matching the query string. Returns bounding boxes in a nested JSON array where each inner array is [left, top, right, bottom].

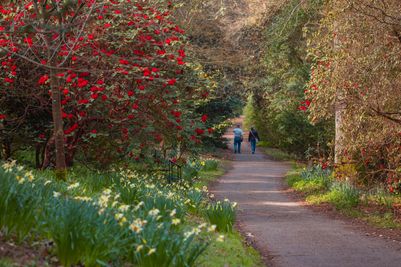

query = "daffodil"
[[136, 244, 144, 252], [216, 235, 225, 242], [148, 208, 160, 217], [172, 218, 181, 225], [25, 171, 34, 182], [67, 182, 80, 190], [207, 225, 217, 232], [147, 248, 156, 256], [170, 209, 176, 217]]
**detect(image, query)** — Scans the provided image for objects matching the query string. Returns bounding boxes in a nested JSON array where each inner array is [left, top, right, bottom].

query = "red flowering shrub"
[[387, 172, 401, 195], [0, 1, 211, 168]]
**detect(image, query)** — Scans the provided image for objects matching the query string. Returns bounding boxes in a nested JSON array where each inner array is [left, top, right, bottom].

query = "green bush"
[[204, 200, 236, 233], [328, 182, 360, 209]]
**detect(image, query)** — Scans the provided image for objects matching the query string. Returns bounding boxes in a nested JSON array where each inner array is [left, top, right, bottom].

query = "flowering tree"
[[0, 0, 210, 177], [305, 0, 401, 188]]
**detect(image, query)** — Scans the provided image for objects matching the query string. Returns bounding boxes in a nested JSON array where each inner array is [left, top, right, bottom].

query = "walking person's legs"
[[251, 140, 256, 154], [234, 138, 238, 153], [238, 141, 242, 154]]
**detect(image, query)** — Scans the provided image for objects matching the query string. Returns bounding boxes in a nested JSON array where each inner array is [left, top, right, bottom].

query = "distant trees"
[[246, 0, 334, 159]]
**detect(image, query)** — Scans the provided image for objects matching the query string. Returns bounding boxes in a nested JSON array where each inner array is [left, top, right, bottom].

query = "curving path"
[[212, 118, 401, 267]]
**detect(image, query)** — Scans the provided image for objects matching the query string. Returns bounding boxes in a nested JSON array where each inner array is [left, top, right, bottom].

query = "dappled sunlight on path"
[[212, 117, 401, 267]]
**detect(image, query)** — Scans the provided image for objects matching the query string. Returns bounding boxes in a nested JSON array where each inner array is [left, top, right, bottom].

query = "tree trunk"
[[333, 20, 345, 165], [334, 93, 346, 164], [50, 68, 67, 179]]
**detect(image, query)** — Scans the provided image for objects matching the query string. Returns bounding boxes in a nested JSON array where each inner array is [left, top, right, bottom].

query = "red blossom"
[[195, 128, 204, 135], [38, 74, 49, 85], [167, 78, 176, 85]]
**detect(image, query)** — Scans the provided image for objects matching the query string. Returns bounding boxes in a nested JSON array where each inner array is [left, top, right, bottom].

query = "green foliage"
[[0, 165, 46, 240], [0, 161, 214, 266], [288, 165, 332, 194], [42, 199, 126, 267], [289, 165, 359, 209], [246, 0, 333, 158], [204, 200, 236, 233], [326, 182, 360, 209]]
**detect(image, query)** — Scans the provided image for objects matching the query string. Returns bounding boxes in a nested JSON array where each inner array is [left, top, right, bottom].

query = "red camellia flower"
[[195, 128, 204, 135], [38, 74, 49, 85], [208, 128, 214, 134], [4, 77, 14, 83], [91, 129, 97, 134], [0, 114, 6, 120], [167, 78, 176, 85], [77, 78, 89, 88], [38, 133, 46, 139], [24, 37, 33, 47], [201, 114, 208, 123]]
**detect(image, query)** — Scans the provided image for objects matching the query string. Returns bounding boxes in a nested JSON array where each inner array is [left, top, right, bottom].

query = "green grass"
[[286, 166, 401, 230], [257, 142, 296, 161], [197, 231, 264, 267], [0, 258, 14, 267], [194, 160, 230, 188]]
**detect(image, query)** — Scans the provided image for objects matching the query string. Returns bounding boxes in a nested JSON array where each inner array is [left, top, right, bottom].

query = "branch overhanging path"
[[212, 117, 401, 267]]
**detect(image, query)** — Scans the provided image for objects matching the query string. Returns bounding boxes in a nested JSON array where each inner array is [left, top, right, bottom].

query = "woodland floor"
[[211, 117, 401, 267]]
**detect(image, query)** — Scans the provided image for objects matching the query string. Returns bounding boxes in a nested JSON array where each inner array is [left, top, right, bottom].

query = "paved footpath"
[[212, 119, 401, 267]]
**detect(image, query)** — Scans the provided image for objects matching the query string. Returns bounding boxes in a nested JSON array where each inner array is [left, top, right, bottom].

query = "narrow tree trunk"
[[333, 20, 345, 165], [50, 68, 67, 179], [334, 93, 346, 164]]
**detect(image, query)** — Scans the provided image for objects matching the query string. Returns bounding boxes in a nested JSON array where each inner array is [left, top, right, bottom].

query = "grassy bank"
[[287, 166, 401, 230]]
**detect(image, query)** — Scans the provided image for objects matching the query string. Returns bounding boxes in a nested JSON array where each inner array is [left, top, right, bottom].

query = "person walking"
[[233, 124, 243, 154], [248, 127, 260, 154]]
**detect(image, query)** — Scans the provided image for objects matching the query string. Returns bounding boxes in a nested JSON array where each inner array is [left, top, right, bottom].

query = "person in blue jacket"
[[233, 124, 243, 154], [248, 127, 260, 154]]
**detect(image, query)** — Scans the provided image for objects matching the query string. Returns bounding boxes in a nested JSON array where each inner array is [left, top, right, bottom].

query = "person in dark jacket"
[[248, 127, 260, 154]]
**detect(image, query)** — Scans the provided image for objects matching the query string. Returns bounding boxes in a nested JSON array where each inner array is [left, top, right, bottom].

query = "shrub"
[[327, 182, 360, 209], [204, 200, 236, 233]]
